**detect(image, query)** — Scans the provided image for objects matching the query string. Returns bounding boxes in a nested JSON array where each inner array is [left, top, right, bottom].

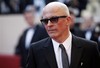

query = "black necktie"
[[59, 44, 69, 68]]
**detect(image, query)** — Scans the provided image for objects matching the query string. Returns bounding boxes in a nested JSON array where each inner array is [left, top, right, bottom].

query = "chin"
[[49, 34, 57, 39]]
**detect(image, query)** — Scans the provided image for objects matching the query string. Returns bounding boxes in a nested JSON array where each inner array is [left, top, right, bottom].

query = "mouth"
[[47, 29, 56, 33]]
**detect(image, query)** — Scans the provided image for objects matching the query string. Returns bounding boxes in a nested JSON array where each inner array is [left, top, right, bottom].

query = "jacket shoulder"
[[73, 35, 98, 48], [30, 37, 50, 49]]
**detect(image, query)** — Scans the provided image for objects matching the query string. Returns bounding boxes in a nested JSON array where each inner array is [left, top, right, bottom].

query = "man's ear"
[[66, 16, 72, 25]]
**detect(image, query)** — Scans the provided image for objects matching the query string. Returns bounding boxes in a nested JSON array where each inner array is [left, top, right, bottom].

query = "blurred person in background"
[[0, 0, 20, 14], [0, 0, 33, 14], [91, 23, 100, 51], [73, 0, 88, 17], [80, 10, 100, 52], [69, 8, 84, 38], [85, 0, 100, 18], [80, 10, 94, 40], [63, 0, 88, 17], [0, 0, 11, 14], [15, 5, 48, 68], [19, 0, 33, 13], [83, 22, 100, 52]]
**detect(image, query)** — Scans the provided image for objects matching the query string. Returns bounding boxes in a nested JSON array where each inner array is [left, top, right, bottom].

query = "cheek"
[[44, 26, 49, 32], [57, 22, 67, 30], [45, 25, 48, 29]]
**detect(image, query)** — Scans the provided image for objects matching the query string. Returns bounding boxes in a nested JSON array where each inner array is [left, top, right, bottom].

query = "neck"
[[53, 31, 70, 43]]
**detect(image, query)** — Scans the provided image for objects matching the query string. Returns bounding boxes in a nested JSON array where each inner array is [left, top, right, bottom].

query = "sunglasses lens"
[[50, 17, 58, 23], [41, 19, 48, 25]]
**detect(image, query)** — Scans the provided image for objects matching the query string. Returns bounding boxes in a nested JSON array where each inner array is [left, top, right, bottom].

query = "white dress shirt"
[[25, 28, 35, 49], [52, 32, 72, 68], [85, 30, 92, 40]]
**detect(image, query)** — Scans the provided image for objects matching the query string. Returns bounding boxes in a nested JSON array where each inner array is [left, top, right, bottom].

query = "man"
[[15, 5, 48, 68], [26, 2, 100, 68]]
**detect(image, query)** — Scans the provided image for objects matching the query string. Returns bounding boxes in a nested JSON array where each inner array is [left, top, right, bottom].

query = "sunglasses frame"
[[40, 16, 67, 25]]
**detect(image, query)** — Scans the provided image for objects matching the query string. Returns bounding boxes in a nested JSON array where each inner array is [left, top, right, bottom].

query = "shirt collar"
[[52, 39, 59, 52], [62, 32, 72, 50], [52, 32, 72, 51]]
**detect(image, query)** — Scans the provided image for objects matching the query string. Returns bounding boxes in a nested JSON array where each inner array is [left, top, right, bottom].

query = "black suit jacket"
[[26, 35, 100, 68], [15, 24, 49, 68]]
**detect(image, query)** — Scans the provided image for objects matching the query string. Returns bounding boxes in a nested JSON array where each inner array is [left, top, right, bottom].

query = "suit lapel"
[[70, 35, 83, 68], [30, 25, 38, 43], [43, 38, 58, 68]]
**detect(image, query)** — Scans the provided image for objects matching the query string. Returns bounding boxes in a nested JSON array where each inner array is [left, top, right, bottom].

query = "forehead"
[[42, 3, 67, 18], [43, 8, 61, 16]]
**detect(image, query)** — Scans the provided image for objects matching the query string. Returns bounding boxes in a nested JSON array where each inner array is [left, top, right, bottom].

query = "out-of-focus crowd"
[[0, 0, 100, 68], [0, 0, 100, 50], [0, 0, 100, 16]]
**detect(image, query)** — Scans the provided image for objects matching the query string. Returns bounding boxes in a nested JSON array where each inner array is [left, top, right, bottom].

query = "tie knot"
[[59, 44, 65, 50]]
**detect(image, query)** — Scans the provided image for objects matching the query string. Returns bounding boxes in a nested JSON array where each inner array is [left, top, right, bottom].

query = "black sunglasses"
[[40, 16, 67, 25]]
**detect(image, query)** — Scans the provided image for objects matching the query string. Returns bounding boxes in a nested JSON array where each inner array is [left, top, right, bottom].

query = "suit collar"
[[70, 35, 83, 68]]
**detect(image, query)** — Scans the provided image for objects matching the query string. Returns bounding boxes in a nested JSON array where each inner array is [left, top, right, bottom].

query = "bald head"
[[41, 2, 72, 42], [42, 2, 70, 18]]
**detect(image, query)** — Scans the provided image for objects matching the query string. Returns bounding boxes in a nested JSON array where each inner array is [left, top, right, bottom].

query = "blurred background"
[[0, 0, 100, 68]]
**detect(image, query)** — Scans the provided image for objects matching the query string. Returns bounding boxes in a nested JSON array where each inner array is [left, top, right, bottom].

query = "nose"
[[47, 20, 53, 26]]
